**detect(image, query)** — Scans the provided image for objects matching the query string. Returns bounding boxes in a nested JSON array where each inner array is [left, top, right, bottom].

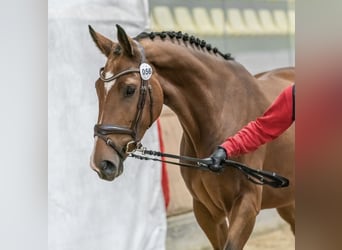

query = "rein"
[[129, 147, 289, 188]]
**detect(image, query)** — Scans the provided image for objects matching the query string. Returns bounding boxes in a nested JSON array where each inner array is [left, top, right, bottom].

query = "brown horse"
[[89, 24, 295, 250]]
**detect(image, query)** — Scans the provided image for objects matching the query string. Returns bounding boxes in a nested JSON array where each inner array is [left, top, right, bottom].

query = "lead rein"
[[128, 147, 289, 188]]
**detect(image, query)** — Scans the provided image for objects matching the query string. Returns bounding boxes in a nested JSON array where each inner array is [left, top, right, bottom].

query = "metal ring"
[[125, 141, 137, 154], [106, 138, 112, 145]]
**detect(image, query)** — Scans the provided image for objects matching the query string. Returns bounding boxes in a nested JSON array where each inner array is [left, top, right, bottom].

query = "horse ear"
[[116, 24, 135, 57], [88, 25, 113, 57]]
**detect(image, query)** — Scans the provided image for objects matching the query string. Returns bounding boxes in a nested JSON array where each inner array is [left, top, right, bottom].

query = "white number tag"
[[139, 63, 153, 80]]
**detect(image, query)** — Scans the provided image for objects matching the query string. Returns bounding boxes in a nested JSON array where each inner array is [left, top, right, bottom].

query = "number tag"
[[139, 63, 153, 80]]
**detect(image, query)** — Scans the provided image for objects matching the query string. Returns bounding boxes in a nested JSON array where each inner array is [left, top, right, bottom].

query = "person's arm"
[[221, 84, 295, 157], [207, 85, 295, 172]]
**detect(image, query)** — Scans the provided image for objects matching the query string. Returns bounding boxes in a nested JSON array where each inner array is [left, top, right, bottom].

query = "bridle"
[[94, 42, 154, 160]]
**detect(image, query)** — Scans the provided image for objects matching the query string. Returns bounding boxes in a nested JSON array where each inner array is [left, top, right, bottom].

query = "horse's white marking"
[[99, 111, 104, 124], [104, 71, 116, 95], [103, 72, 138, 96]]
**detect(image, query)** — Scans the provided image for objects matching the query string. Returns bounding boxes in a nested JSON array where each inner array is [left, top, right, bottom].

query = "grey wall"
[[48, 1, 166, 250]]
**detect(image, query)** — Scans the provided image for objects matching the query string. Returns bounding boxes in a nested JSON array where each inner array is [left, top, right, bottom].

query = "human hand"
[[205, 146, 227, 172]]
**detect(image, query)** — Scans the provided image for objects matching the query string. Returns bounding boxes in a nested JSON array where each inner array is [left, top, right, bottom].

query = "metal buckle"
[[134, 144, 146, 155], [125, 141, 137, 154]]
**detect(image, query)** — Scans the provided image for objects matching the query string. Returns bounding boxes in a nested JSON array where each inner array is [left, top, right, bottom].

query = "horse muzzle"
[[91, 158, 124, 181]]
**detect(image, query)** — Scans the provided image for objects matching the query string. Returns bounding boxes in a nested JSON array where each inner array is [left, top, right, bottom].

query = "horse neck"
[[141, 39, 266, 155]]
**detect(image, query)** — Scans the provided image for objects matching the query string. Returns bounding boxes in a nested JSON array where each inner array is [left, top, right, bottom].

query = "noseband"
[[94, 42, 154, 159]]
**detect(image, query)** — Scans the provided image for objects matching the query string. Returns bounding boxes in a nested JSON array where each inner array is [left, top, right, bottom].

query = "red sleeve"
[[221, 85, 294, 157]]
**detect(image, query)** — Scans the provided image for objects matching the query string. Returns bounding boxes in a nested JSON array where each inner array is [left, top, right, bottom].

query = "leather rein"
[[93, 41, 289, 188], [130, 148, 289, 188]]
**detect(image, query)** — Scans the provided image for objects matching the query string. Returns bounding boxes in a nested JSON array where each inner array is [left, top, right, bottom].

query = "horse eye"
[[125, 85, 136, 97]]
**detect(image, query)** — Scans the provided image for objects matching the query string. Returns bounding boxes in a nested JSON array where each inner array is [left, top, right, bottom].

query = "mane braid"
[[135, 31, 234, 61]]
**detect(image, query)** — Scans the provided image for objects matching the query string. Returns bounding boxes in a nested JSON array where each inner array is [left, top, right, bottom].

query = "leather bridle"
[[94, 42, 153, 160]]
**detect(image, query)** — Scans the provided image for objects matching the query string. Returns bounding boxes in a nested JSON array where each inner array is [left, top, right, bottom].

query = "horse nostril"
[[99, 160, 117, 175]]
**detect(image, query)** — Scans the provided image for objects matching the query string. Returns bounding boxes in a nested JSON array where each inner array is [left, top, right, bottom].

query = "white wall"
[[48, 1, 166, 250]]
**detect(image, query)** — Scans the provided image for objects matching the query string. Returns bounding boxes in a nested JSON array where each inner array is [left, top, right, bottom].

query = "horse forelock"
[[134, 31, 234, 61]]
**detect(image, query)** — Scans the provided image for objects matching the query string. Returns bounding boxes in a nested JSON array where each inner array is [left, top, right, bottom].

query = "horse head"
[[89, 24, 163, 181]]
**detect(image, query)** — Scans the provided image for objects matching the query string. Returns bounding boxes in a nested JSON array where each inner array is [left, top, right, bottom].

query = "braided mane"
[[135, 31, 234, 61]]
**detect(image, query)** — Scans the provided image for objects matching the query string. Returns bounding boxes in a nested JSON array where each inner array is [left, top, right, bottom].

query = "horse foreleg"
[[276, 202, 295, 234], [224, 193, 259, 250], [193, 199, 227, 250]]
